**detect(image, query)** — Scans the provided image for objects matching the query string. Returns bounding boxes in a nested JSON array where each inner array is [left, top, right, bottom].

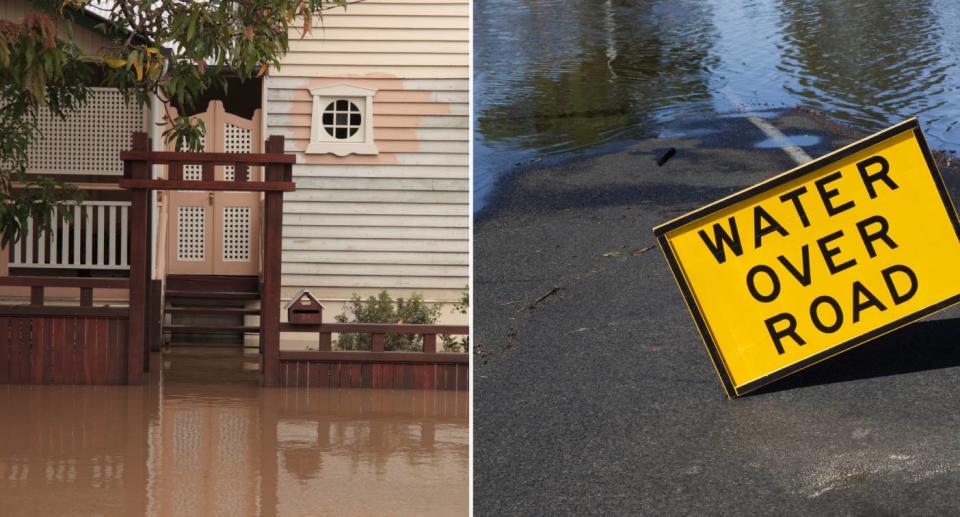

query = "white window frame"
[[306, 84, 378, 156]]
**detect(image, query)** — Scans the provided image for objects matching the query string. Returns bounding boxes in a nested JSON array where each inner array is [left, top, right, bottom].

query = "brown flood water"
[[0, 349, 469, 516]]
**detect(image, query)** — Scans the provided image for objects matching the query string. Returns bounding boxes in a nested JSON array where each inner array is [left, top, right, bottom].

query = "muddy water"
[[0, 351, 468, 517], [475, 0, 960, 211]]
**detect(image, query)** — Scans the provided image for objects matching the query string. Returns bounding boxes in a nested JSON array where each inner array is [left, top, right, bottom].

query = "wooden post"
[[143, 157, 153, 374], [80, 287, 93, 307], [372, 333, 385, 353], [126, 132, 149, 385], [318, 332, 332, 351], [148, 279, 163, 353], [30, 286, 43, 306], [423, 334, 437, 354], [259, 135, 285, 387], [235, 163, 249, 182]]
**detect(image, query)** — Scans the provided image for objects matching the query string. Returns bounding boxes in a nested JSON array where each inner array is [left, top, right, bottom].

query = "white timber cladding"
[[27, 88, 147, 175], [266, 0, 469, 308]]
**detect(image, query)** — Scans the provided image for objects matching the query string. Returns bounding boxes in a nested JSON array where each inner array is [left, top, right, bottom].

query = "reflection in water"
[[776, 0, 947, 134], [0, 353, 468, 517], [475, 0, 717, 153], [475, 0, 960, 210]]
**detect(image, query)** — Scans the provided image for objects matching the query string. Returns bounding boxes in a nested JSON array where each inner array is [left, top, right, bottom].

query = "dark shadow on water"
[[749, 317, 960, 396]]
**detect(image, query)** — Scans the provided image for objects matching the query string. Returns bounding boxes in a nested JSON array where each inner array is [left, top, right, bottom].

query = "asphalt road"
[[473, 110, 960, 516]]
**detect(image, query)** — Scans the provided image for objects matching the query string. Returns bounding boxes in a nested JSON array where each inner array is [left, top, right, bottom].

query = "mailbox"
[[286, 289, 324, 325]]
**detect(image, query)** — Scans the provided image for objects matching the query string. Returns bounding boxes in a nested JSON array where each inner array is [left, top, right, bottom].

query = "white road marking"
[[721, 89, 813, 165]]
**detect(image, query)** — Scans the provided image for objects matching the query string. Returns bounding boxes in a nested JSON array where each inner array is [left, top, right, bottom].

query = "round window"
[[321, 100, 361, 140]]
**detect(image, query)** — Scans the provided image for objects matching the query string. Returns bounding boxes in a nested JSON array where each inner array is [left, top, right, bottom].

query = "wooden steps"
[[164, 307, 260, 316], [165, 275, 259, 293], [162, 324, 260, 334], [163, 275, 261, 343], [165, 290, 261, 300]]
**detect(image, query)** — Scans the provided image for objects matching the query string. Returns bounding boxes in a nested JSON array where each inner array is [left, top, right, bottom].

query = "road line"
[[721, 89, 812, 165]]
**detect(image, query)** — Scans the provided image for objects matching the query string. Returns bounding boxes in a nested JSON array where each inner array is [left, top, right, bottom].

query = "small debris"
[[570, 327, 590, 333], [656, 147, 676, 167], [519, 287, 561, 312], [631, 245, 655, 256], [602, 250, 623, 257], [504, 327, 519, 349]]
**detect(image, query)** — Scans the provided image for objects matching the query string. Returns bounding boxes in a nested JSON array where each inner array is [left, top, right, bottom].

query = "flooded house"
[[0, 1, 469, 515], [0, 0, 469, 367]]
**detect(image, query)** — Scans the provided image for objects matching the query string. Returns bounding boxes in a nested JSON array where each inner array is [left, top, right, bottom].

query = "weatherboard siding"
[[266, 0, 469, 321]]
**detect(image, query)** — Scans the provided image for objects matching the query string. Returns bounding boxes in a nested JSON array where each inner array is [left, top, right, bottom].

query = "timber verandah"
[[0, 132, 468, 388]]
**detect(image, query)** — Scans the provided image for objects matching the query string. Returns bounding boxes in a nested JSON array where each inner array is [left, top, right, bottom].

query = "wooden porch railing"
[[278, 322, 469, 390], [0, 276, 131, 384], [9, 201, 131, 270], [0, 275, 129, 314]]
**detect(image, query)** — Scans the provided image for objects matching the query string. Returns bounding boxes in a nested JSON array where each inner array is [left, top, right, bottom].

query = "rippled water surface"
[[475, 0, 960, 210], [0, 351, 468, 516]]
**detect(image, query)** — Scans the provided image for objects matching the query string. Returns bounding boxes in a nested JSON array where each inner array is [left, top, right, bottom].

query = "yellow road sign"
[[654, 118, 960, 397]]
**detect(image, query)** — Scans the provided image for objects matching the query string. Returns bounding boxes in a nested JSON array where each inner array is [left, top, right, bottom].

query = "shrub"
[[335, 290, 440, 351], [441, 287, 469, 353]]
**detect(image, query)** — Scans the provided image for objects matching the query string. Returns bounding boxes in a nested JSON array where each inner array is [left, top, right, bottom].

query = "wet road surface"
[[475, 0, 960, 211], [0, 348, 468, 517], [474, 110, 960, 515]]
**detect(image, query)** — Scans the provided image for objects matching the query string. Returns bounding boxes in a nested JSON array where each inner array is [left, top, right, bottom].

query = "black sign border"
[[653, 117, 960, 398]]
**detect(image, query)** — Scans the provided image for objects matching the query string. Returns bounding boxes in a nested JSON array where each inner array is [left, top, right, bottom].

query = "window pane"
[[349, 127, 359, 137], [322, 113, 333, 125], [336, 100, 348, 111], [335, 127, 347, 139], [336, 113, 348, 125], [350, 114, 361, 125]]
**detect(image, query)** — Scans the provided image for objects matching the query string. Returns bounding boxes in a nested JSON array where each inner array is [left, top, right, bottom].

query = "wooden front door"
[[167, 101, 262, 276]]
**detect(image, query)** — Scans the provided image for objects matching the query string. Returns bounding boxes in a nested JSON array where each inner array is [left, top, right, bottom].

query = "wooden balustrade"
[[279, 322, 468, 354], [0, 276, 131, 385], [0, 276, 129, 317], [278, 322, 469, 390], [9, 201, 131, 271]]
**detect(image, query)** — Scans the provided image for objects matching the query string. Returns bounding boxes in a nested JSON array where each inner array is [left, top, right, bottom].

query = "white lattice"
[[222, 207, 251, 262], [25, 88, 144, 175], [183, 134, 206, 181], [223, 123, 252, 181], [177, 206, 206, 261]]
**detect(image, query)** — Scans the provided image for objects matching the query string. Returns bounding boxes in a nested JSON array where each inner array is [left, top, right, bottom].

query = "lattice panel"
[[223, 123, 252, 181], [27, 88, 144, 175], [222, 207, 251, 262], [183, 134, 206, 181], [177, 206, 206, 261]]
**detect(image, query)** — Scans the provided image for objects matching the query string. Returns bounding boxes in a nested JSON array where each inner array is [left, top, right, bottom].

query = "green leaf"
[[187, 8, 197, 42]]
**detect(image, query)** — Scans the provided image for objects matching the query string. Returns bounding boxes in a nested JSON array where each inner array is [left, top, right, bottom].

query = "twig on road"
[[518, 287, 561, 312]]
